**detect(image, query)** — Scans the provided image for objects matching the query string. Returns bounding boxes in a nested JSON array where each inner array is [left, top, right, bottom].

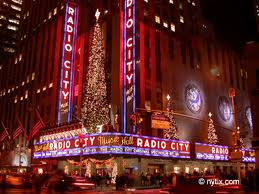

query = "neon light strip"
[[123, 0, 127, 133], [68, 4, 78, 123], [36, 132, 191, 144], [33, 145, 190, 159], [132, 0, 136, 133], [58, 3, 69, 124]]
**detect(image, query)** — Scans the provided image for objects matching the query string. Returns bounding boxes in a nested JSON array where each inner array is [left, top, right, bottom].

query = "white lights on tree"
[[111, 162, 117, 184], [208, 112, 218, 144], [163, 95, 179, 140], [81, 15, 109, 133], [86, 161, 91, 178]]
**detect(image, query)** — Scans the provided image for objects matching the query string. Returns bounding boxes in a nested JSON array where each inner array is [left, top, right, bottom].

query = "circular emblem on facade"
[[185, 84, 202, 113], [245, 107, 253, 129], [218, 96, 231, 122]]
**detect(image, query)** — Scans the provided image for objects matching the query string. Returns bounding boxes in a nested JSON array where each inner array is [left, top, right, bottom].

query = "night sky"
[[200, 0, 258, 50]]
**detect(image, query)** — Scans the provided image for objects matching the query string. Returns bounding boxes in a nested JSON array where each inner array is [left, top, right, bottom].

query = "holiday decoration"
[[86, 161, 91, 178], [163, 95, 179, 140], [185, 84, 202, 113], [207, 112, 218, 144], [218, 96, 231, 122], [239, 137, 245, 148], [111, 162, 118, 184], [81, 10, 109, 133]]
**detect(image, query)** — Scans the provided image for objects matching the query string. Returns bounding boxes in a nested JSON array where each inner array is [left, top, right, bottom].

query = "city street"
[[0, 188, 259, 194], [0, 188, 162, 194]]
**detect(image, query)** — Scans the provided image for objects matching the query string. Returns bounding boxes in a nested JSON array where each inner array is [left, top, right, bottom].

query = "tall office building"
[[0, 0, 22, 56], [0, 0, 255, 175]]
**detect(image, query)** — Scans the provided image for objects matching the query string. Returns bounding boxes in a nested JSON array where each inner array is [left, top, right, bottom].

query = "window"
[[170, 23, 175, 32], [12, 0, 22, 4], [25, 91, 28, 99], [32, 72, 35, 80], [155, 15, 160, 24], [0, 15, 6, 20], [7, 25, 18, 31], [4, 47, 15, 53], [179, 2, 183, 9], [53, 8, 57, 15], [48, 11, 52, 19], [11, 4, 21, 11], [163, 21, 168, 28], [180, 16, 184, 23]]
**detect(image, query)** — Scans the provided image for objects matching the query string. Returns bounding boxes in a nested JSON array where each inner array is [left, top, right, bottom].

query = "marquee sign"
[[240, 148, 256, 163], [195, 143, 256, 163], [33, 133, 190, 159], [58, 1, 78, 124], [195, 143, 229, 161], [122, 0, 136, 133], [151, 114, 170, 129]]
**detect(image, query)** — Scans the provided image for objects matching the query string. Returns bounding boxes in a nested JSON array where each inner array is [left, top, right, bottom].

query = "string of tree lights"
[[81, 12, 109, 133]]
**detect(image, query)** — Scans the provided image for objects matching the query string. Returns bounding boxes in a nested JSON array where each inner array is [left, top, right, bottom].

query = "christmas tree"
[[82, 10, 109, 133], [239, 137, 245, 148], [208, 113, 218, 144], [163, 95, 179, 140]]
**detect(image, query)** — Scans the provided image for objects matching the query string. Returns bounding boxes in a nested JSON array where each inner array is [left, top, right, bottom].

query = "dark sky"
[[200, 0, 258, 50]]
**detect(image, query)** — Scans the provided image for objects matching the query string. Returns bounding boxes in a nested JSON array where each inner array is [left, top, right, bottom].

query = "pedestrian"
[[115, 175, 119, 191]]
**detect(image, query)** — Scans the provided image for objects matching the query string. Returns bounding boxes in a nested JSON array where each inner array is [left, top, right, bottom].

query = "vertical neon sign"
[[123, 0, 136, 133], [58, 1, 78, 124]]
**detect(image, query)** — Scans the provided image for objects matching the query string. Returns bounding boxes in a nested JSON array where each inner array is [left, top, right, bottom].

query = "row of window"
[[0, 72, 35, 97], [144, 0, 196, 6], [13, 82, 53, 103], [2, 2, 22, 11]]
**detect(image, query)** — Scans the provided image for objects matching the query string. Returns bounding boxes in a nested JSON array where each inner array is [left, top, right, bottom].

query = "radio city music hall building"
[[0, 0, 256, 177]]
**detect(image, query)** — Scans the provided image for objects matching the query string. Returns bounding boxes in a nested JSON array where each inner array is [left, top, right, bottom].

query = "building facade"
[[0, 0, 23, 59], [0, 0, 255, 177]]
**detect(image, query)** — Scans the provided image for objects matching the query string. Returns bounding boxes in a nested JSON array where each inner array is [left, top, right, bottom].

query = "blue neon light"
[[132, 0, 136, 133], [68, 5, 78, 123], [123, 0, 127, 133], [58, 3, 69, 125]]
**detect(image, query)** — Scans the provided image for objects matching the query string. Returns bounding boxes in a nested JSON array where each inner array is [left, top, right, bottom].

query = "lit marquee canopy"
[[33, 133, 191, 159]]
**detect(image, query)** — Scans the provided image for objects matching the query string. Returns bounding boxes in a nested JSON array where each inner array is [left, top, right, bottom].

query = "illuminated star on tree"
[[95, 9, 100, 21], [208, 112, 218, 144], [81, 16, 109, 133]]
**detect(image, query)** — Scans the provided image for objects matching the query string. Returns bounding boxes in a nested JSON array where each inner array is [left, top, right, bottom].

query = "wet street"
[[0, 187, 162, 194], [1, 187, 259, 194]]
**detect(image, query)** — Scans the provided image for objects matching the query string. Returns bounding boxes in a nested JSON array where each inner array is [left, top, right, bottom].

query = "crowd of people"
[[0, 167, 259, 193]]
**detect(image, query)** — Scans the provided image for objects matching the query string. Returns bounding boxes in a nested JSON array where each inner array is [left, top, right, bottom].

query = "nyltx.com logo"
[[198, 178, 240, 186]]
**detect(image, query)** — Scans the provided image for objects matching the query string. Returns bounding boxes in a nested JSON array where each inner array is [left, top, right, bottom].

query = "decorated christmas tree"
[[239, 137, 245, 148], [208, 113, 218, 144], [82, 10, 109, 133], [163, 95, 179, 140]]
